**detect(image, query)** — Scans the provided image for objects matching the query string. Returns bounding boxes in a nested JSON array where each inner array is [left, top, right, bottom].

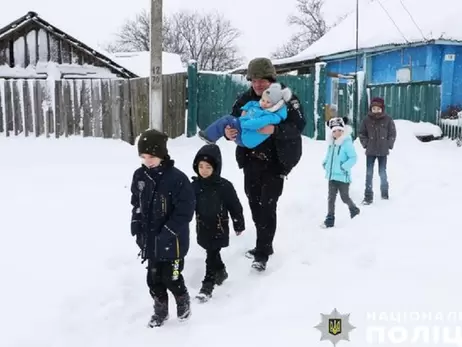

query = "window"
[[396, 67, 411, 83], [331, 77, 339, 107]]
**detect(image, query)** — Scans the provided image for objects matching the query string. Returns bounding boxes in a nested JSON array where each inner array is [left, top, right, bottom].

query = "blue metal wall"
[[323, 43, 462, 111]]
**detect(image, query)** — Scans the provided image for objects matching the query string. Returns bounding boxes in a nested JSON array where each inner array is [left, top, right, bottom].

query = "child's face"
[[141, 154, 162, 168], [371, 105, 382, 114], [332, 129, 344, 139], [198, 161, 213, 178], [259, 94, 274, 109]]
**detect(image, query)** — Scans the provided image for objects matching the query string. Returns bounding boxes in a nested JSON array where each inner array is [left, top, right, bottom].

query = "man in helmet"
[[224, 57, 306, 271]]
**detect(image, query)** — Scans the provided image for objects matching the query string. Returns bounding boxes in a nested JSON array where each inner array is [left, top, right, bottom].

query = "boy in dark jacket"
[[191, 144, 245, 302], [130, 129, 195, 328]]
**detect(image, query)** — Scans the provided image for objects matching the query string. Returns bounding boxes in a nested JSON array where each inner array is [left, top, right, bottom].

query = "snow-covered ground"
[[1, 120, 462, 347]]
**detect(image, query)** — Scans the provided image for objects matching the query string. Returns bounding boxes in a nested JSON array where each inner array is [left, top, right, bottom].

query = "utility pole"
[[150, 0, 162, 131]]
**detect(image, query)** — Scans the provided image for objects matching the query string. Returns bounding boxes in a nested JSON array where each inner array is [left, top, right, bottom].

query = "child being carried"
[[198, 83, 292, 149]]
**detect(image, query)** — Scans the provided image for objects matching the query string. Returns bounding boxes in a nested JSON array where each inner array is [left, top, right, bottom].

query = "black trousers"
[[328, 180, 357, 216], [146, 259, 187, 301], [244, 161, 284, 262], [203, 248, 225, 284]]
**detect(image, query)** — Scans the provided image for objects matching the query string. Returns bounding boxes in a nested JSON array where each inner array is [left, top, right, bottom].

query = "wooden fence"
[[0, 73, 187, 143]]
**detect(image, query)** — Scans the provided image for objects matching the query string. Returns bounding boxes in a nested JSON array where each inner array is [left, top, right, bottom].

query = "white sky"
[[1, 0, 357, 62]]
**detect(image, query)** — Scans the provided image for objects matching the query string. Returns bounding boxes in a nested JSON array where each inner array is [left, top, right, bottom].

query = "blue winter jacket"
[[322, 126, 357, 183], [130, 158, 195, 262], [239, 100, 288, 148]]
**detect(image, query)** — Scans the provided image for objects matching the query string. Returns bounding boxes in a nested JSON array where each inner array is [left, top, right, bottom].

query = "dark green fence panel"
[[367, 82, 441, 124]]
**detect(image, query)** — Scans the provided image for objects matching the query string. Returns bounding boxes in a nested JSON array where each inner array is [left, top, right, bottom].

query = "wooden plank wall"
[[0, 73, 187, 143]]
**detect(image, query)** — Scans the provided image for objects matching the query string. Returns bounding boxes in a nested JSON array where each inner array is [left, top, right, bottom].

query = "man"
[[359, 97, 397, 204], [224, 57, 306, 271]]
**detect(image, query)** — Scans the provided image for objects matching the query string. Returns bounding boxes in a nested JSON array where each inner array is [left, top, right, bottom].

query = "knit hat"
[[262, 83, 292, 105], [196, 155, 216, 171], [370, 97, 385, 111], [328, 117, 345, 132], [137, 129, 168, 159], [246, 57, 277, 81]]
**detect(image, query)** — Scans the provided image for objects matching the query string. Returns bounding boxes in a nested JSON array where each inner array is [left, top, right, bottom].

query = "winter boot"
[[175, 293, 191, 321], [251, 259, 267, 272], [350, 206, 360, 219], [245, 246, 274, 259], [322, 214, 335, 228], [362, 196, 373, 205], [381, 191, 389, 200], [196, 281, 214, 303], [198, 130, 215, 144], [148, 296, 169, 328], [215, 268, 228, 286]]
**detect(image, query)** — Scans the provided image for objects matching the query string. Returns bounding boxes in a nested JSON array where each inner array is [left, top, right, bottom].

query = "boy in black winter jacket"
[[130, 129, 195, 327], [191, 144, 245, 302]]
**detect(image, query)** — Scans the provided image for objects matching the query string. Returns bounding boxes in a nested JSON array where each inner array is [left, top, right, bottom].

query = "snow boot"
[[245, 246, 273, 259], [362, 197, 373, 205], [175, 293, 191, 321], [322, 214, 335, 228], [198, 130, 215, 145], [251, 259, 267, 272], [215, 268, 228, 286], [148, 296, 169, 328], [350, 206, 360, 219], [381, 192, 389, 200], [196, 282, 214, 303]]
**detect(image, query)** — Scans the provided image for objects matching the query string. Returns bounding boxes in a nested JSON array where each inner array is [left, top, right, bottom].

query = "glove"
[[135, 232, 146, 250], [131, 220, 142, 236]]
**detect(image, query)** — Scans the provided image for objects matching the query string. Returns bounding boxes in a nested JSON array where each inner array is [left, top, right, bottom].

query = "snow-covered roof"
[[109, 51, 186, 77], [0, 11, 138, 78], [273, 0, 462, 65]]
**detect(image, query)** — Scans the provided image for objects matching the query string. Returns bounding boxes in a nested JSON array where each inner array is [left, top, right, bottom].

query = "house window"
[[396, 67, 411, 83], [331, 77, 339, 107]]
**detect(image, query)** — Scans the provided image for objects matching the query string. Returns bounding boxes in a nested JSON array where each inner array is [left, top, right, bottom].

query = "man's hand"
[[257, 125, 275, 135], [224, 125, 238, 140]]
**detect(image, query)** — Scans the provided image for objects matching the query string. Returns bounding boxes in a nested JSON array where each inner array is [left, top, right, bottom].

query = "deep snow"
[[1, 120, 462, 347]]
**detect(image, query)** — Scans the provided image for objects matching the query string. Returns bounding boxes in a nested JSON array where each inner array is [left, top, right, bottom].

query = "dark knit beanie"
[[370, 97, 385, 111], [137, 129, 168, 159], [246, 57, 277, 81], [196, 155, 216, 171]]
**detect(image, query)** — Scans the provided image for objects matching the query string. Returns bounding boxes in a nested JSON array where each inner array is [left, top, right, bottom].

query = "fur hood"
[[325, 124, 353, 145]]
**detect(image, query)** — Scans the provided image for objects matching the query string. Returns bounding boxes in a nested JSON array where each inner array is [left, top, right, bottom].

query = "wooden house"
[[0, 11, 137, 79]]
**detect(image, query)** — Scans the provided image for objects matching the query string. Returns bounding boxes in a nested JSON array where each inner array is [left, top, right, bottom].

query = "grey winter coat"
[[359, 112, 397, 156]]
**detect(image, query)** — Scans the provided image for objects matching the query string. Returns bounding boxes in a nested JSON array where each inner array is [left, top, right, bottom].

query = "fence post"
[[315, 62, 327, 140], [187, 61, 198, 137]]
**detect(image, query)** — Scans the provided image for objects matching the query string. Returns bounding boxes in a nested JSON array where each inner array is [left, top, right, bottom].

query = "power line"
[[398, 0, 427, 42], [376, 0, 409, 43]]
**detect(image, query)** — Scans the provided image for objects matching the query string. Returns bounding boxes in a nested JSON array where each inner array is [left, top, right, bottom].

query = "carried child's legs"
[[199, 115, 241, 144]]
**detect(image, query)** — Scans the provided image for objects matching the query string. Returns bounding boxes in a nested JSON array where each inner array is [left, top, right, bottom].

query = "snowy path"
[[1, 122, 461, 347]]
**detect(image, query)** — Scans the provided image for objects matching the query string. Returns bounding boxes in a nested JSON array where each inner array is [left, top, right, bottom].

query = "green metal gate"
[[187, 62, 327, 139]]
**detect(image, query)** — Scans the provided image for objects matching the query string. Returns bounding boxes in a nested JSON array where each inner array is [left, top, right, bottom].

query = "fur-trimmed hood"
[[325, 124, 353, 145]]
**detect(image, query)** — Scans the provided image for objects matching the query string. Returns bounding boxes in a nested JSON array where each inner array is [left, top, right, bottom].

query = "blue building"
[[266, 0, 462, 117]]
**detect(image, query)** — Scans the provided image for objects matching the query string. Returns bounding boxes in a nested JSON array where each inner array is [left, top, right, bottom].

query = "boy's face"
[[259, 94, 274, 109], [141, 154, 162, 168], [371, 105, 382, 114], [332, 129, 344, 139], [198, 161, 213, 178]]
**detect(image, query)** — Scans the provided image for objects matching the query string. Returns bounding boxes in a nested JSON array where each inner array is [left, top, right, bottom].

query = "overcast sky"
[[1, 0, 357, 62]]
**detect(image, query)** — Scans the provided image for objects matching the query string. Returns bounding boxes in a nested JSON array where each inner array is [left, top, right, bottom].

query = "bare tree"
[[106, 10, 243, 71], [271, 0, 346, 59]]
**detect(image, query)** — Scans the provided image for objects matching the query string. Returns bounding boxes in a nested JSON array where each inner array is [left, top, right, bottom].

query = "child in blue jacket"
[[198, 83, 292, 148], [322, 117, 360, 228]]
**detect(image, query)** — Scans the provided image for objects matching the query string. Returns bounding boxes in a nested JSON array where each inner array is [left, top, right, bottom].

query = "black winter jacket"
[[230, 84, 306, 176], [191, 144, 245, 250], [130, 158, 195, 262]]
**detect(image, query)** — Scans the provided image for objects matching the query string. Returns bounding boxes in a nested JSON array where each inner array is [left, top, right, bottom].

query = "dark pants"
[[328, 180, 357, 216], [204, 115, 244, 146], [365, 155, 388, 199], [244, 161, 284, 262], [146, 259, 188, 301], [203, 248, 225, 285]]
